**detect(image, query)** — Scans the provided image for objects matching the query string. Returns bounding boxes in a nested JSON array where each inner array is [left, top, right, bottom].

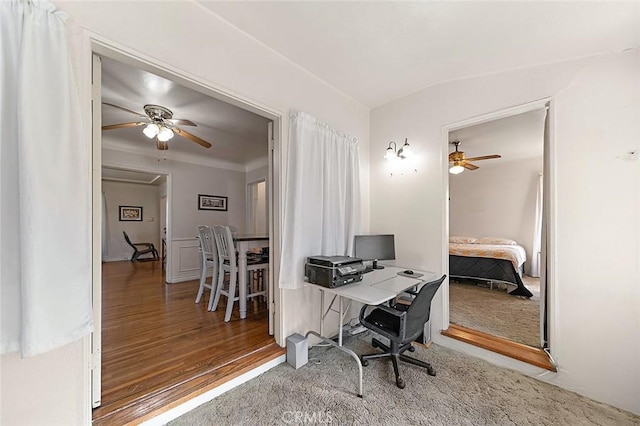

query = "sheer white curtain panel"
[[279, 112, 360, 290], [0, 0, 92, 356]]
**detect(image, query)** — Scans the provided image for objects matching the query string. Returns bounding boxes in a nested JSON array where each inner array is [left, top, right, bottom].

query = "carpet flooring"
[[169, 333, 638, 425], [449, 277, 540, 347]]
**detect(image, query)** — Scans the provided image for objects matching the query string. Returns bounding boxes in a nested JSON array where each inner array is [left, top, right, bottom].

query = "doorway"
[[90, 47, 284, 422], [443, 99, 553, 367]]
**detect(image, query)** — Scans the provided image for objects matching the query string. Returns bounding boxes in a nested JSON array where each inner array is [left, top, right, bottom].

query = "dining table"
[[233, 234, 269, 319]]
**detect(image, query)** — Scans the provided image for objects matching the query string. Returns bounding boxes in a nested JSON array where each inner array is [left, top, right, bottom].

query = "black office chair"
[[359, 274, 446, 389], [123, 231, 159, 262]]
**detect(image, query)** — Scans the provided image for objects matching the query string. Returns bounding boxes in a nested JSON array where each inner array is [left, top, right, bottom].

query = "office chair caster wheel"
[[396, 378, 405, 389], [408, 345, 416, 352], [427, 366, 436, 376], [361, 359, 369, 367]]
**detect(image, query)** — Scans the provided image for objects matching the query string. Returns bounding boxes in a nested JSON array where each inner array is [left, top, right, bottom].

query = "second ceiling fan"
[[448, 141, 501, 174], [102, 102, 212, 151]]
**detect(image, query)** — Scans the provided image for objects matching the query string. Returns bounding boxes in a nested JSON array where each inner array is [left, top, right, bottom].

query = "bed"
[[449, 236, 533, 298]]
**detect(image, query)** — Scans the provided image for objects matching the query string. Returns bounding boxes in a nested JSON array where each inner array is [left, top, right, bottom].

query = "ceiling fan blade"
[[464, 154, 501, 162], [172, 127, 212, 148], [102, 102, 146, 118], [169, 118, 197, 127], [102, 122, 145, 131], [462, 162, 479, 170], [156, 140, 169, 151]]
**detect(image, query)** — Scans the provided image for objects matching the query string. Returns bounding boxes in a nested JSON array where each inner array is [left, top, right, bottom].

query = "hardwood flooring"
[[441, 324, 556, 371], [93, 260, 283, 425]]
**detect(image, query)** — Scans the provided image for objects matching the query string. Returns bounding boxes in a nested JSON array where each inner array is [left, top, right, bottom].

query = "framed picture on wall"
[[119, 205, 143, 221], [198, 194, 228, 211]]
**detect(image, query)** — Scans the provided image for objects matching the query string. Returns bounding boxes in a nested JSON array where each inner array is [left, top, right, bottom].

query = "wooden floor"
[[93, 260, 283, 425], [441, 324, 556, 371]]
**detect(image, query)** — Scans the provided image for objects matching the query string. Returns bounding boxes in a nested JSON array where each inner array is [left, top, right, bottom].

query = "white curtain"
[[0, 0, 92, 356], [530, 173, 543, 278], [279, 112, 360, 290]]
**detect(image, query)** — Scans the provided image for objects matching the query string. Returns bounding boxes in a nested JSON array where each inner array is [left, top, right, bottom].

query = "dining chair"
[[210, 225, 269, 322], [196, 225, 218, 310]]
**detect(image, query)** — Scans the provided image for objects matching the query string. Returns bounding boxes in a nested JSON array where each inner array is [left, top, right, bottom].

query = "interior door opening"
[[442, 99, 553, 368], [90, 47, 284, 422]]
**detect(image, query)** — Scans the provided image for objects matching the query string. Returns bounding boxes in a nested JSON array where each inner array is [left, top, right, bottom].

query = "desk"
[[234, 234, 269, 319], [305, 266, 437, 397]]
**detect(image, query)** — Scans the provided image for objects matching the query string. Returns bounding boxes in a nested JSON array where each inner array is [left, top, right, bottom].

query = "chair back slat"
[[197, 225, 216, 258], [213, 225, 236, 267], [404, 275, 447, 340]]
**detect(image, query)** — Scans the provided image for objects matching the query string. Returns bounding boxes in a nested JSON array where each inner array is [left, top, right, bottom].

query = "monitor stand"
[[372, 260, 384, 270]]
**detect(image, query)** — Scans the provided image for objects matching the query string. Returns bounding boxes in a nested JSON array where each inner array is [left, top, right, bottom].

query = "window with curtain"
[[279, 112, 361, 290]]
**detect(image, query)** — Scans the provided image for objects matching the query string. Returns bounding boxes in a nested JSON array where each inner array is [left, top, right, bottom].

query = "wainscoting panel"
[[169, 238, 203, 283]]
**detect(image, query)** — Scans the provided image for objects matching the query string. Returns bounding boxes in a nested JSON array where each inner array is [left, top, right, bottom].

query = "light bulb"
[[157, 126, 174, 142], [385, 146, 396, 160], [398, 142, 412, 158], [143, 123, 160, 138], [449, 164, 464, 175]]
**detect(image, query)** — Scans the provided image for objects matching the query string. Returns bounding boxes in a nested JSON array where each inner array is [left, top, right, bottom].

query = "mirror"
[[448, 108, 546, 348]]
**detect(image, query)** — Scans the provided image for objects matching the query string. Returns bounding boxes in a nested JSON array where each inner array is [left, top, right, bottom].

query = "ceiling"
[[449, 108, 546, 165], [100, 2, 637, 164], [202, 1, 639, 108], [101, 57, 270, 169]]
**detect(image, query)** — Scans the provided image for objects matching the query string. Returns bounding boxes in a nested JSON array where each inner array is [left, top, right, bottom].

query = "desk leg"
[[305, 330, 363, 398], [338, 296, 344, 347], [238, 242, 247, 319], [320, 291, 325, 337]]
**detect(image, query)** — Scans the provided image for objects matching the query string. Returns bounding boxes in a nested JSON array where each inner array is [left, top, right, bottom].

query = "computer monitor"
[[354, 234, 395, 270]]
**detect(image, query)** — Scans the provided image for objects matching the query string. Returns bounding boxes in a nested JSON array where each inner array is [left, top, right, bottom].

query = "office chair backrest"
[[405, 275, 447, 341]]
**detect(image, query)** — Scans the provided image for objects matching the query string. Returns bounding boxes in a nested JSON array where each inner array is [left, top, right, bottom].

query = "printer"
[[305, 255, 366, 288]]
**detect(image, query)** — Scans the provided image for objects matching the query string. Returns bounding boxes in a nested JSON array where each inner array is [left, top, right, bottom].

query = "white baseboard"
[[140, 354, 286, 426]]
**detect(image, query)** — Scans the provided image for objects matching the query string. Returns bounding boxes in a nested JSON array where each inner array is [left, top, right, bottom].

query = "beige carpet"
[[449, 276, 540, 347], [169, 333, 639, 425]]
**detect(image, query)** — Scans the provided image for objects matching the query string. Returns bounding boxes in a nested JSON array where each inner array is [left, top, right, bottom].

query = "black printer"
[[305, 255, 366, 288]]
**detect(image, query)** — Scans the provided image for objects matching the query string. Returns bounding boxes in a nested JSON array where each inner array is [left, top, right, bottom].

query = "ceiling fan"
[[102, 103, 212, 151], [448, 141, 501, 174]]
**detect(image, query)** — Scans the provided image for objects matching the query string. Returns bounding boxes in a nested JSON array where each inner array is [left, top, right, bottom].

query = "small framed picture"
[[198, 194, 228, 211], [119, 206, 143, 221]]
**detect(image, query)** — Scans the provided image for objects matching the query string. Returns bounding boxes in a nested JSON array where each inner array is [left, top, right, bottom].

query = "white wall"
[[103, 148, 249, 237], [370, 52, 639, 414], [102, 180, 161, 262], [1, 2, 370, 425], [450, 157, 542, 273], [0, 341, 87, 426]]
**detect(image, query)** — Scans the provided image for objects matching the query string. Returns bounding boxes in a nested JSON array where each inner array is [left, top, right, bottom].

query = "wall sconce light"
[[385, 138, 413, 160], [385, 138, 416, 176]]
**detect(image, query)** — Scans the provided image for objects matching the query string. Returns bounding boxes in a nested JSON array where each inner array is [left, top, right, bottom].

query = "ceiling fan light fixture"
[[157, 126, 174, 142], [143, 123, 160, 138], [449, 162, 464, 175]]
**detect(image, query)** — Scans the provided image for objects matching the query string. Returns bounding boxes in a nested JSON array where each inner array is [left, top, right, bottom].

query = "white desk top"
[[307, 266, 438, 306]]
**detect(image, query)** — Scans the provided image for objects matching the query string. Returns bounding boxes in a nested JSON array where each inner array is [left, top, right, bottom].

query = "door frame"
[[87, 35, 285, 410], [440, 97, 556, 354]]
